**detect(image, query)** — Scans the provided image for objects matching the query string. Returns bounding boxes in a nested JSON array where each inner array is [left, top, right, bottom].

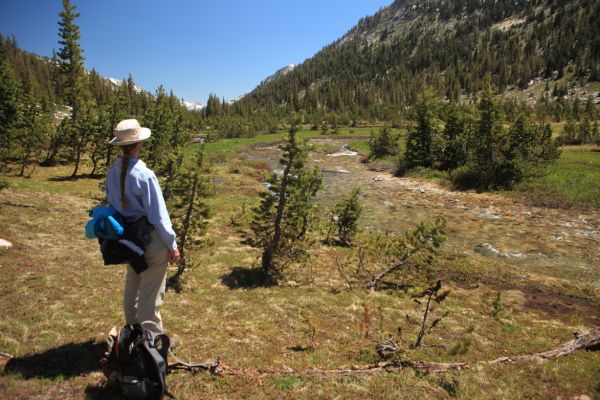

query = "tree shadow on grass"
[[220, 266, 275, 289], [48, 173, 103, 182], [4, 340, 105, 380], [376, 281, 414, 292]]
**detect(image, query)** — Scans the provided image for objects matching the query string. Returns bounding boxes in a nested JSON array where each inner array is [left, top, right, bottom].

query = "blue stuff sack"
[[85, 206, 124, 239]]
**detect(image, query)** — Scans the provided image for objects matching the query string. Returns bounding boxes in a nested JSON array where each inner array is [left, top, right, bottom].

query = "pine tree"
[[287, 165, 322, 240], [105, 83, 129, 168], [0, 60, 23, 169], [507, 114, 534, 160], [248, 131, 321, 280], [535, 122, 561, 162], [89, 106, 109, 176], [327, 188, 362, 246], [259, 130, 304, 276], [437, 107, 466, 171], [579, 118, 592, 144], [473, 78, 504, 187], [205, 93, 222, 117], [167, 146, 212, 288], [16, 95, 52, 177], [57, 0, 91, 178], [144, 85, 172, 169], [573, 97, 581, 121], [368, 126, 398, 159], [561, 119, 578, 145], [400, 88, 439, 173]]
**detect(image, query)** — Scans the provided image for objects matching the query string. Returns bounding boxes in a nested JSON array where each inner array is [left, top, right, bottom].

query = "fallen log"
[[487, 328, 600, 365], [210, 328, 600, 378]]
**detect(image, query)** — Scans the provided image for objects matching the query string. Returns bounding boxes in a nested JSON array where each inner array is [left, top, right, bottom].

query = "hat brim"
[[109, 127, 152, 146]]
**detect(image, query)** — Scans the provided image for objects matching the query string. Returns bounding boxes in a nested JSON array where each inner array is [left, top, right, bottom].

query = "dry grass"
[[0, 156, 599, 399]]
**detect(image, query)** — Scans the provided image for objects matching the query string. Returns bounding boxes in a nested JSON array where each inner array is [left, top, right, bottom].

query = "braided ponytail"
[[119, 143, 138, 209]]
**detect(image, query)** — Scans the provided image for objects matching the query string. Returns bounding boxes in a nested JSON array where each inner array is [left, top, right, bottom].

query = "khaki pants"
[[124, 230, 169, 332]]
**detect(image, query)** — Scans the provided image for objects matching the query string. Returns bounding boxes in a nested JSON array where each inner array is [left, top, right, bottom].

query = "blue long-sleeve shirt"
[[106, 157, 177, 251]]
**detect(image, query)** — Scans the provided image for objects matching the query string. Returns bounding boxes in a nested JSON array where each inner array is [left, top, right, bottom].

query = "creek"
[[243, 139, 600, 287]]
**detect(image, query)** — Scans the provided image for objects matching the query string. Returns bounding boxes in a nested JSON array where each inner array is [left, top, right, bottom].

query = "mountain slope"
[[238, 0, 599, 117], [0, 34, 202, 114]]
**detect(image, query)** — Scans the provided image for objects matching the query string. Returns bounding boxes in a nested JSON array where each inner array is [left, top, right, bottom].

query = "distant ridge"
[[239, 0, 599, 114]]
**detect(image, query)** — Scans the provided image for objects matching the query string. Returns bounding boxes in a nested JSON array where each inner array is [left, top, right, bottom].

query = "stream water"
[[243, 139, 600, 287]]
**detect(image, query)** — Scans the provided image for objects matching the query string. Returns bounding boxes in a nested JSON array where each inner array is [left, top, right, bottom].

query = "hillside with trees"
[[230, 0, 599, 125], [0, 29, 202, 177]]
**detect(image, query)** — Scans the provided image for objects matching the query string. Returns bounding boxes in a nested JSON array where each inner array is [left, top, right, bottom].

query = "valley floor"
[[0, 134, 599, 399]]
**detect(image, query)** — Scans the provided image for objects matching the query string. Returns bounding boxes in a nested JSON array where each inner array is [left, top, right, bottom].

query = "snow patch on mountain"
[[263, 64, 295, 84], [106, 77, 142, 93], [182, 100, 204, 111]]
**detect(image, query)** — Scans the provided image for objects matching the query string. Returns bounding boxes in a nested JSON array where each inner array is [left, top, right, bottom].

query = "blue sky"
[[0, 0, 392, 104]]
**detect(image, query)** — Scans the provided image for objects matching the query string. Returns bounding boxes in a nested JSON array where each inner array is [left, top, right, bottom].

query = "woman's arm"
[[141, 171, 179, 256]]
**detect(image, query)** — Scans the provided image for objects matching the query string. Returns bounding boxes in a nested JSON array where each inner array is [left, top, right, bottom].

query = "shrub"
[[368, 127, 398, 159], [451, 165, 484, 190], [395, 154, 411, 176], [327, 188, 362, 246]]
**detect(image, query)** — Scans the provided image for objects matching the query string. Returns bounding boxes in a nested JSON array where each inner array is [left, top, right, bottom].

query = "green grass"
[[406, 167, 451, 185], [550, 122, 565, 138], [347, 140, 370, 155], [516, 145, 600, 208]]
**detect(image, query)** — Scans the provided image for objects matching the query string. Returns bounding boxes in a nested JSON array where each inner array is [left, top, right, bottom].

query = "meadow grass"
[[515, 145, 600, 208], [0, 134, 599, 399], [195, 127, 377, 161]]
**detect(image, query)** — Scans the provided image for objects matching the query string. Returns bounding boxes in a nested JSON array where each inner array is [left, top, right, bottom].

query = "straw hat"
[[109, 119, 152, 146]]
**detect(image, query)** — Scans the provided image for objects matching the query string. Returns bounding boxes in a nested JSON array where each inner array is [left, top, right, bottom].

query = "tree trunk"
[[106, 144, 113, 169], [90, 157, 98, 177], [298, 214, 309, 239], [171, 174, 198, 283], [106, 114, 115, 167], [42, 138, 61, 166], [19, 148, 30, 177], [414, 291, 433, 348], [70, 142, 81, 178], [162, 159, 175, 202]]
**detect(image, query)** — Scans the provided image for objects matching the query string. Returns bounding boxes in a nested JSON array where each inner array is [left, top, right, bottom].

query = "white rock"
[[0, 239, 13, 250]]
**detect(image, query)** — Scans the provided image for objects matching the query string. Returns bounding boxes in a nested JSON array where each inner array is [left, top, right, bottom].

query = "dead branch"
[[334, 254, 353, 290], [486, 328, 600, 365], [0, 201, 35, 208], [367, 248, 418, 291], [208, 328, 600, 379]]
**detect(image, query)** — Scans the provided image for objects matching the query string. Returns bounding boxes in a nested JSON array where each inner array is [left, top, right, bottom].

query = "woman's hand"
[[169, 249, 181, 264]]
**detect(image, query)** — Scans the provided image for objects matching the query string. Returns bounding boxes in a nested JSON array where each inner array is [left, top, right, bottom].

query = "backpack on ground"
[[102, 322, 170, 399]]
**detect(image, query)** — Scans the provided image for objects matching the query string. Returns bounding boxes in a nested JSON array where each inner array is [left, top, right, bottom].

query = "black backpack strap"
[[140, 329, 169, 400]]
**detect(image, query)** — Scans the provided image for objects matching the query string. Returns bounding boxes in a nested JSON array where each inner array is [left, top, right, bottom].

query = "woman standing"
[[106, 119, 180, 332]]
